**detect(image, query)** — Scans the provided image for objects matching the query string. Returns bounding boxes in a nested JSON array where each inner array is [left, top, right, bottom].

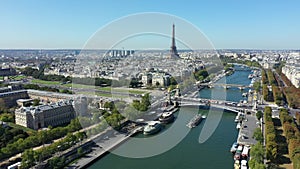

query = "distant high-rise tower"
[[169, 24, 180, 59]]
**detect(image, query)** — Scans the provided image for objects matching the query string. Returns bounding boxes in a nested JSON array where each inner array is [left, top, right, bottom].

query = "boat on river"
[[143, 121, 162, 135], [186, 114, 206, 128], [230, 142, 239, 153], [159, 111, 175, 124]]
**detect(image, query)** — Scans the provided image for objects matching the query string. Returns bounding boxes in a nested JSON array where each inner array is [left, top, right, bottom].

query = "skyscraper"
[[168, 24, 180, 59]]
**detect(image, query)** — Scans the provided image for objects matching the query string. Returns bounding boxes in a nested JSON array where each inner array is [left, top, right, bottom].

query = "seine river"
[[88, 65, 252, 169]]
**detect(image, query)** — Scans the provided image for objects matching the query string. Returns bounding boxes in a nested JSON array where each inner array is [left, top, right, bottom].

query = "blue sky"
[[1, 0, 300, 49]]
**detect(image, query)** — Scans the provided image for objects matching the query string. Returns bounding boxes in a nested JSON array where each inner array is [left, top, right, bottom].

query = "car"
[[242, 134, 248, 139], [241, 160, 248, 169]]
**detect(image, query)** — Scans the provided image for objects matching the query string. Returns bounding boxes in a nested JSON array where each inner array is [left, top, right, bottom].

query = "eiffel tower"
[[168, 24, 180, 59]]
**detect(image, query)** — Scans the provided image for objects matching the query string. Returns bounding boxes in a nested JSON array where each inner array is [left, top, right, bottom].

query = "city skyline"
[[1, 0, 300, 49]]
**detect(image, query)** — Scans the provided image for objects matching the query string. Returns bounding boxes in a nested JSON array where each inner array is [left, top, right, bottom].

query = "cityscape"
[[1, 1, 300, 169]]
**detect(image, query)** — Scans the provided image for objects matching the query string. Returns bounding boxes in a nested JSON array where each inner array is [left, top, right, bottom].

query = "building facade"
[[15, 100, 75, 130], [27, 89, 73, 103], [282, 64, 300, 88], [0, 90, 29, 108]]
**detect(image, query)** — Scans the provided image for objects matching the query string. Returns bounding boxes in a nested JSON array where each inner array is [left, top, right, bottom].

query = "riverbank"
[[68, 126, 143, 169]]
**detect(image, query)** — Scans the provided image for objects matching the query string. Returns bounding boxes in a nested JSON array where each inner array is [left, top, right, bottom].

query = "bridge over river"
[[179, 97, 256, 113]]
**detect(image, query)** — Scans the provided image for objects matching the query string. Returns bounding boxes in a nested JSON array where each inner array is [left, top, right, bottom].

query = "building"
[[152, 73, 170, 87], [0, 90, 29, 108], [73, 95, 88, 116], [0, 89, 74, 108], [15, 100, 75, 130], [168, 24, 180, 59], [282, 64, 300, 88], [27, 89, 73, 103], [0, 68, 17, 77], [141, 73, 152, 86]]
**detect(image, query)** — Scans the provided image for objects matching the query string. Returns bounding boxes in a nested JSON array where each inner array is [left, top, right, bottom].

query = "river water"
[[88, 65, 252, 169]]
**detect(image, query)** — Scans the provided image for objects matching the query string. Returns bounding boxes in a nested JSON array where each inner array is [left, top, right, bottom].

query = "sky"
[[1, 0, 300, 49]]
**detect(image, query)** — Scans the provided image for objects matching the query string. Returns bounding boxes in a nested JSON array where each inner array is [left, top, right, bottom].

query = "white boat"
[[234, 116, 239, 123], [143, 121, 162, 135], [236, 122, 241, 129], [234, 160, 240, 169], [241, 160, 248, 169], [242, 145, 250, 157], [234, 145, 243, 160], [159, 111, 175, 124], [230, 142, 239, 153], [186, 114, 204, 128]]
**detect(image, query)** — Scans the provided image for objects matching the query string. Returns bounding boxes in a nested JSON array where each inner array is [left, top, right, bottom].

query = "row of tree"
[[21, 132, 86, 169], [132, 93, 151, 112], [261, 69, 268, 85], [272, 85, 283, 106], [22, 66, 112, 87], [279, 109, 300, 169], [73, 77, 112, 87], [22, 84, 73, 94], [261, 69, 274, 102], [267, 69, 277, 86], [193, 69, 209, 82], [248, 142, 266, 169], [0, 119, 82, 161], [249, 114, 265, 169], [0, 126, 29, 149], [280, 73, 300, 108], [264, 106, 278, 162], [262, 84, 273, 102], [219, 56, 261, 68], [262, 69, 284, 105], [268, 69, 284, 106], [296, 112, 300, 126]]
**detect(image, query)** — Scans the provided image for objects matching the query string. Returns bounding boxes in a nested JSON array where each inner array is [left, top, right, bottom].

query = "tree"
[[0, 113, 14, 122], [194, 69, 209, 81], [32, 99, 40, 106], [253, 128, 263, 143], [169, 76, 178, 85], [77, 147, 83, 156], [141, 93, 151, 108], [256, 111, 263, 120], [92, 112, 101, 123], [253, 81, 261, 92], [250, 142, 264, 163], [295, 112, 300, 125], [131, 94, 151, 112], [21, 149, 36, 169], [48, 156, 65, 169], [104, 101, 115, 110], [266, 140, 277, 162], [248, 142, 266, 169]]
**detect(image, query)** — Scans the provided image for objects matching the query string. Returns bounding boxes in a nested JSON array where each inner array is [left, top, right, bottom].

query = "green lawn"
[[64, 83, 97, 89], [76, 91, 128, 98], [98, 87, 112, 91], [98, 87, 146, 94], [31, 79, 61, 85], [31, 79, 147, 95], [12, 75, 26, 80]]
